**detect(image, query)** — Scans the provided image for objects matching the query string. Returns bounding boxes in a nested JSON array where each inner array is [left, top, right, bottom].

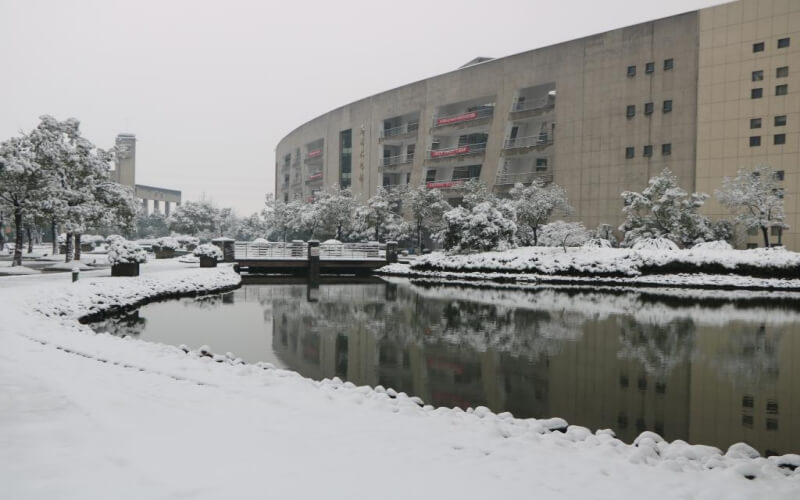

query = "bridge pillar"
[[165, 201, 171, 217], [141, 198, 149, 216], [153, 200, 161, 214], [386, 241, 398, 264], [308, 240, 320, 285]]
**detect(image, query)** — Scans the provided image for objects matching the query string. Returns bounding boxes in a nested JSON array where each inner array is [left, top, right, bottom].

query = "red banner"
[[426, 181, 463, 189], [436, 112, 477, 125], [430, 145, 470, 158], [308, 172, 322, 181], [306, 149, 322, 159]]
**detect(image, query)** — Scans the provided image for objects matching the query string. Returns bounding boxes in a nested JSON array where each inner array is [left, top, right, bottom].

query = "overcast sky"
[[1, 0, 726, 215]]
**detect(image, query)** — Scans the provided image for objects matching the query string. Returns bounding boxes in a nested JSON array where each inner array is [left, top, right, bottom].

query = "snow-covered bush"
[[443, 202, 516, 253], [692, 240, 734, 251], [107, 239, 148, 265], [252, 237, 270, 244], [153, 236, 180, 251], [192, 243, 223, 260], [632, 238, 679, 251], [105, 234, 125, 244], [538, 221, 590, 252], [173, 234, 200, 248], [583, 238, 613, 249]]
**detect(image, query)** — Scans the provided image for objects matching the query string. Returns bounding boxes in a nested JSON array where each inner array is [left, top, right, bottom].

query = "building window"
[[627, 65, 636, 77], [752, 88, 763, 99], [619, 374, 629, 388], [778, 37, 790, 49], [663, 100, 673, 113], [775, 115, 787, 126], [776, 84, 788, 96], [747, 227, 759, 236], [452, 164, 481, 181], [625, 147, 635, 159], [339, 129, 352, 189], [753, 41, 765, 52], [643, 145, 653, 157], [742, 395, 754, 407], [425, 169, 436, 182], [742, 415, 754, 428], [655, 382, 666, 394], [752, 70, 764, 81], [283, 193, 289, 203], [626, 104, 636, 118], [662, 143, 672, 156], [750, 136, 761, 147], [766, 418, 779, 431], [535, 158, 548, 171], [644, 102, 654, 115], [777, 66, 789, 78], [750, 118, 762, 129], [664, 58, 674, 70], [774, 133, 786, 145], [766, 400, 779, 414], [774, 170, 785, 181], [645, 62, 655, 74]]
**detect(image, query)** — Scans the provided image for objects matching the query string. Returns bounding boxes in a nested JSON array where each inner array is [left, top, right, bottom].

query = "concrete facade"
[[275, 0, 799, 249], [111, 133, 182, 216]]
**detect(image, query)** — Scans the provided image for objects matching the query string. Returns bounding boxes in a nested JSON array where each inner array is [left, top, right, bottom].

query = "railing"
[[510, 95, 555, 113], [494, 171, 553, 186], [381, 153, 414, 167], [503, 134, 553, 149], [234, 241, 386, 261], [432, 107, 494, 127], [380, 122, 419, 138], [427, 142, 487, 159]]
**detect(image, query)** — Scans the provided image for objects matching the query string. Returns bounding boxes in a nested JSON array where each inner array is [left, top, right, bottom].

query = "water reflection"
[[93, 278, 800, 455]]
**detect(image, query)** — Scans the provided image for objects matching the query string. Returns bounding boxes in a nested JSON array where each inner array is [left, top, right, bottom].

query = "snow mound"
[[692, 240, 734, 251], [43, 262, 94, 272], [321, 239, 342, 245], [252, 238, 270, 244], [177, 255, 200, 264], [632, 238, 679, 251]]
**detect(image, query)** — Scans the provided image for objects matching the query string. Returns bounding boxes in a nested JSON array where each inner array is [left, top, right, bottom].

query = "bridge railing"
[[320, 242, 386, 260], [234, 241, 386, 261]]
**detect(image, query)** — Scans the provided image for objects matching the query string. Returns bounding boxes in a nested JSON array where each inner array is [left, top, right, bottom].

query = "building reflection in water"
[[268, 280, 799, 456]]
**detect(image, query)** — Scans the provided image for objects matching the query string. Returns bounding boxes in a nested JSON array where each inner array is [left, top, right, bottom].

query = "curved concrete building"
[[276, 0, 800, 249]]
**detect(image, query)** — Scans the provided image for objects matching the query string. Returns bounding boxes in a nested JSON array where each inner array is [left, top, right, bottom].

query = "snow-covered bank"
[[1, 267, 798, 498], [407, 246, 800, 279]]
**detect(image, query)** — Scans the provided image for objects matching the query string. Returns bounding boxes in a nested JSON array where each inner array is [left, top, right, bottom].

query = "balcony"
[[509, 94, 555, 116], [380, 122, 419, 139], [381, 153, 414, 168], [494, 171, 553, 186], [432, 107, 494, 128], [304, 149, 323, 162], [426, 143, 487, 161], [502, 134, 553, 154]]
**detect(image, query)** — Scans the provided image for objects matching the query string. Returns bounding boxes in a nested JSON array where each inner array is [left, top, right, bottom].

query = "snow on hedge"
[[410, 246, 800, 278], [1, 267, 798, 497], [107, 238, 148, 265], [153, 236, 180, 250], [192, 243, 223, 259], [632, 237, 679, 251]]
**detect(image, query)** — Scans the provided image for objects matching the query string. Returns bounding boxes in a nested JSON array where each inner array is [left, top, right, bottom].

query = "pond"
[[90, 277, 800, 456]]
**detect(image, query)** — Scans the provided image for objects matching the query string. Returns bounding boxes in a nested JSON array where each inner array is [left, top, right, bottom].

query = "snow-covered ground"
[[1, 264, 798, 499]]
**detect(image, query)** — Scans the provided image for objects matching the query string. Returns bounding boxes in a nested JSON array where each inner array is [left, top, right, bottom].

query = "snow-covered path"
[[1, 264, 798, 499]]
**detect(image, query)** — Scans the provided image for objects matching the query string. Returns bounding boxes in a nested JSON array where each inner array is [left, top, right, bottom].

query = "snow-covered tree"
[[352, 186, 410, 242], [236, 212, 264, 241], [620, 168, 713, 248], [442, 201, 516, 253], [509, 179, 572, 246], [168, 200, 218, 237], [538, 221, 590, 252], [263, 198, 296, 242], [458, 179, 496, 210], [289, 199, 322, 239], [715, 165, 788, 247], [136, 213, 170, 238], [316, 186, 357, 240], [408, 185, 451, 253]]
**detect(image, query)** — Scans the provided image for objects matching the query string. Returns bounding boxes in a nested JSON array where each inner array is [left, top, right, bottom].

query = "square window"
[[663, 58, 674, 70], [627, 65, 636, 77], [774, 170, 785, 181], [774, 133, 786, 145], [777, 66, 789, 78], [742, 415, 754, 428], [655, 382, 666, 394], [625, 147, 635, 159], [425, 169, 436, 182], [742, 395, 754, 408], [752, 70, 764, 81], [778, 37, 790, 49], [776, 84, 788, 96], [644, 102, 654, 115], [663, 100, 673, 112], [619, 374, 629, 388], [662, 143, 672, 155], [643, 145, 653, 157], [645, 62, 655, 74], [750, 118, 762, 129], [626, 104, 636, 118], [535, 158, 548, 171], [775, 115, 787, 126], [750, 136, 761, 146], [747, 227, 759, 236], [766, 400, 779, 414], [753, 41, 765, 52], [766, 418, 779, 431], [752, 88, 763, 99]]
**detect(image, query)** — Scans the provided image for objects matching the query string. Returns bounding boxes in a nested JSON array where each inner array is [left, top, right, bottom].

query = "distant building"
[[111, 133, 182, 216], [275, 0, 800, 250]]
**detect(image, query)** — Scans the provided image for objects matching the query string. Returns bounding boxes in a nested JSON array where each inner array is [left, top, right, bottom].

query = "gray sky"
[[1, 0, 726, 216]]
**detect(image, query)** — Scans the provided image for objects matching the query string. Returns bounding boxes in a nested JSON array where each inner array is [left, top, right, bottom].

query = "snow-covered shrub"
[[583, 238, 613, 249], [632, 238, 679, 251], [252, 237, 270, 245], [692, 240, 734, 251], [538, 221, 590, 252], [105, 234, 125, 244], [443, 202, 516, 253], [192, 243, 223, 260], [153, 236, 180, 251], [107, 239, 148, 265]]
